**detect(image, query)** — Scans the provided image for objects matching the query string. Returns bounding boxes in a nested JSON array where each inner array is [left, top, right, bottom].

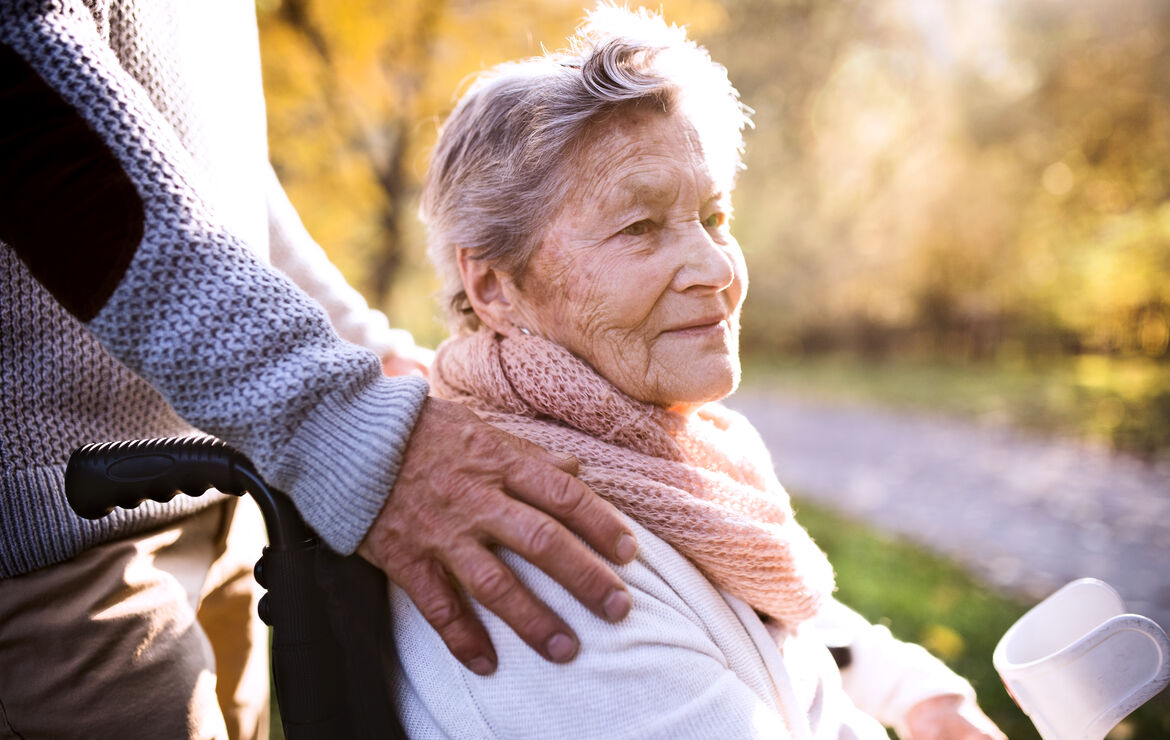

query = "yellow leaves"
[[655, 0, 729, 36], [919, 586, 966, 663], [1075, 355, 1165, 402], [1041, 161, 1074, 197], [1139, 310, 1169, 357], [921, 622, 966, 663]]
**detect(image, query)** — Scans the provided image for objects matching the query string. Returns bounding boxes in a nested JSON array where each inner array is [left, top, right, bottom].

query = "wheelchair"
[[65, 436, 408, 740]]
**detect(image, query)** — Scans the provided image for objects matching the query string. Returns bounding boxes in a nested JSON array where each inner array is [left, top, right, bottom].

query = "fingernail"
[[603, 589, 632, 621], [466, 656, 495, 676], [616, 533, 638, 563], [546, 632, 577, 662]]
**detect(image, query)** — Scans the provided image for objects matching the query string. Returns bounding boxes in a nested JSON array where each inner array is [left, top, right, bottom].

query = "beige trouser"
[[0, 498, 269, 740]]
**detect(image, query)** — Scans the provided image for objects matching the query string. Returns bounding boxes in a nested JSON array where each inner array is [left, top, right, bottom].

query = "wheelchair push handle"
[[66, 436, 310, 548], [66, 436, 249, 520]]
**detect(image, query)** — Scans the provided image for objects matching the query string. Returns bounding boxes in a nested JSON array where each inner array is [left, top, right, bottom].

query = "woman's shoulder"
[[391, 519, 787, 739]]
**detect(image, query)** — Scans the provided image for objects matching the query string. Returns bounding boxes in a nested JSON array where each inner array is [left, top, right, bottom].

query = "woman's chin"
[[659, 361, 741, 413]]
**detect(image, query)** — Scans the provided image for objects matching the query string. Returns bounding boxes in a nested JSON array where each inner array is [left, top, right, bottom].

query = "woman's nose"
[[672, 223, 737, 294]]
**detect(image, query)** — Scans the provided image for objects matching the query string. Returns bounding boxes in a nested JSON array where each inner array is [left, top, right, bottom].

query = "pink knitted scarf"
[[432, 330, 836, 624]]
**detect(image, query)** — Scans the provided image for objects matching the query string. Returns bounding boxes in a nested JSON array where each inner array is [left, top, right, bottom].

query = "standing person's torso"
[[0, 0, 272, 576]]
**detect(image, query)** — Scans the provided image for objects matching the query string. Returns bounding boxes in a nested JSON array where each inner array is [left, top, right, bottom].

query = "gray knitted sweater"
[[0, 0, 429, 578]]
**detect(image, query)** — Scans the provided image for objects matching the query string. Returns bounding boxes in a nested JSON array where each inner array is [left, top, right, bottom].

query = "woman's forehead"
[[571, 112, 724, 203]]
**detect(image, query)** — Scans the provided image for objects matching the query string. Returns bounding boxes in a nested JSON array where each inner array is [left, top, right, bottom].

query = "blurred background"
[[255, 0, 1170, 737], [258, 0, 1170, 458]]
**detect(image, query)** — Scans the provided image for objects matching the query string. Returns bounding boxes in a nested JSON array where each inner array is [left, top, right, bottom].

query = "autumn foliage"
[[259, 0, 1170, 361]]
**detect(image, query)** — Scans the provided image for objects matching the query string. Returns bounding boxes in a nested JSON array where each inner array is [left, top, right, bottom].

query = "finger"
[[509, 434, 582, 476], [396, 558, 498, 675], [490, 498, 632, 623], [503, 453, 638, 565], [549, 453, 580, 476], [445, 542, 580, 664]]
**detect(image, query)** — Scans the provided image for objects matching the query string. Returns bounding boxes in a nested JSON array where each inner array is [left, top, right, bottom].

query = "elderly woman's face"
[[514, 109, 747, 411]]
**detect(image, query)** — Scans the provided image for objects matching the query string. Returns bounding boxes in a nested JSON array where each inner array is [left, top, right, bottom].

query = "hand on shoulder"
[[358, 396, 637, 675]]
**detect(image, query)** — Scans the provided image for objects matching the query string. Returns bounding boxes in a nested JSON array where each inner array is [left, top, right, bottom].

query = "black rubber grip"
[[65, 436, 251, 519]]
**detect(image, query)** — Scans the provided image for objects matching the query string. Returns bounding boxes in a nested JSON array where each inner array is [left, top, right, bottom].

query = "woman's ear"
[[457, 248, 524, 335]]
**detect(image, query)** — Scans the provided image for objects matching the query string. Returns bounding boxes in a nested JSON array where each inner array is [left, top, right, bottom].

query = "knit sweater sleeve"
[[0, 2, 428, 553]]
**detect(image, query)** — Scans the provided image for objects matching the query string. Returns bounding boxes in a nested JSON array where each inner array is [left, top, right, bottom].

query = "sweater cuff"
[[268, 374, 429, 553], [847, 624, 976, 731]]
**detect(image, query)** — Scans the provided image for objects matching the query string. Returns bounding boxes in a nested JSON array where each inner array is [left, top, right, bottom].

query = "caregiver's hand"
[[358, 396, 638, 676], [903, 694, 1007, 740]]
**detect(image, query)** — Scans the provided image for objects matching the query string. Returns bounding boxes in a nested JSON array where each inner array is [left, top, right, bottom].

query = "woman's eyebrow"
[[598, 172, 722, 211], [587, 183, 662, 220], [614, 177, 673, 206], [703, 187, 727, 203]]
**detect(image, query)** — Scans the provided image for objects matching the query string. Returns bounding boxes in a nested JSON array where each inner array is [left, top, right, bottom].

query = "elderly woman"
[[392, 6, 1005, 739]]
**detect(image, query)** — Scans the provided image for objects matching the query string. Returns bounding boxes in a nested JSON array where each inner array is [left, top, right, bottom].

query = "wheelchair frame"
[[66, 436, 406, 740]]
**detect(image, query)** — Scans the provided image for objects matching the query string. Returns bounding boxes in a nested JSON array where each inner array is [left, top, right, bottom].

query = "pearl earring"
[[519, 327, 532, 336]]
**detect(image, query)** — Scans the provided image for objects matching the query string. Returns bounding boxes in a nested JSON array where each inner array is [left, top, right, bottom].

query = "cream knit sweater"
[[392, 519, 974, 739]]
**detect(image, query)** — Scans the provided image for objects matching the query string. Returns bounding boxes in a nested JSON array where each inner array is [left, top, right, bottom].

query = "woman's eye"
[[620, 219, 653, 236], [702, 212, 726, 229]]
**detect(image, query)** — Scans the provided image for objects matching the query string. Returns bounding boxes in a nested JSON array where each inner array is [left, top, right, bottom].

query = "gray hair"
[[421, 4, 752, 332]]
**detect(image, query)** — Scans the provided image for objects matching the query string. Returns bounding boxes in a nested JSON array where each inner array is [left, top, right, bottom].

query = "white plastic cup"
[[993, 578, 1170, 740]]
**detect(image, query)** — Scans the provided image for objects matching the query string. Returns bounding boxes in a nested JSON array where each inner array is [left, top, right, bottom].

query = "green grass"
[[742, 352, 1170, 458], [794, 498, 1170, 740]]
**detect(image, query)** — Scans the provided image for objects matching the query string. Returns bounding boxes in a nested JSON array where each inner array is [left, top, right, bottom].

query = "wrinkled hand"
[[903, 694, 1007, 740], [358, 397, 638, 675]]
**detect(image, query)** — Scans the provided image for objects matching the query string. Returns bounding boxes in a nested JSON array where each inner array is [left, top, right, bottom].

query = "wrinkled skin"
[[461, 108, 747, 413]]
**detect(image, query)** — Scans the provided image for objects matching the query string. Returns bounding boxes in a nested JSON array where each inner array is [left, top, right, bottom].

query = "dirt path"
[[726, 390, 1170, 631]]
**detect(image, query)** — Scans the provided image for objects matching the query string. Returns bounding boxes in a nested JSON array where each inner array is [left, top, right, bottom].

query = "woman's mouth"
[[663, 317, 728, 336]]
